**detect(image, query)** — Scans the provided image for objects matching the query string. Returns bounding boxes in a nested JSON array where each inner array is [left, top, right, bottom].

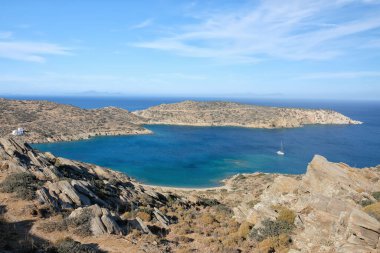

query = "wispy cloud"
[[0, 41, 71, 62], [0, 72, 206, 86], [0, 31, 13, 39], [297, 71, 380, 79], [130, 18, 154, 30], [133, 0, 380, 63]]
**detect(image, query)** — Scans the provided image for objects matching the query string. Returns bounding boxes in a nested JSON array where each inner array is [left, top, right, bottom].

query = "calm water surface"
[[28, 97, 380, 187]]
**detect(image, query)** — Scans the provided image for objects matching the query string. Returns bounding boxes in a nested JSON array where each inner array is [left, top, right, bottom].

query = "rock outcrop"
[[239, 155, 380, 252], [134, 100, 362, 128], [1, 137, 379, 252], [0, 137, 172, 236]]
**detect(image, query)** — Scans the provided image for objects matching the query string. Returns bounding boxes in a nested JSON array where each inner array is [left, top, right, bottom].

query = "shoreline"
[[141, 183, 229, 192]]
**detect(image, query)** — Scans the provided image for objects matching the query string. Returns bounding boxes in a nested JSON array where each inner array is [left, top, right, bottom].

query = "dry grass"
[[257, 233, 292, 253], [363, 202, 380, 221], [272, 205, 296, 224]]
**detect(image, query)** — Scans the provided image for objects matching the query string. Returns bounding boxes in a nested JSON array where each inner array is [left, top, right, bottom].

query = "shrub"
[[55, 237, 102, 253], [221, 232, 240, 248], [272, 205, 296, 224], [246, 200, 259, 208], [136, 211, 151, 222], [249, 219, 294, 242], [237, 221, 253, 238], [39, 219, 68, 233], [0, 172, 40, 200], [257, 233, 292, 253], [214, 204, 233, 218], [198, 198, 219, 207], [363, 202, 380, 221], [66, 209, 93, 237], [39, 209, 93, 237], [199, 213, 217, 226], [360, 199, 374, 207], [372, 192, 380, 201]]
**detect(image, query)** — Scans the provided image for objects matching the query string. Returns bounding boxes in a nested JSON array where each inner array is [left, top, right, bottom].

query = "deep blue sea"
[[16, 96, 379, 188]]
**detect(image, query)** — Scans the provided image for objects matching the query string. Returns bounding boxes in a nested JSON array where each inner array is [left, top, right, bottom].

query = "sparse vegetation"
[[363, 202, 380, 221], [250, 219, 295, 242], [372, 192, 380, 201], [0, 172, 40, 200], [136, 210, 152, 222], [272, 205, 296, 224], [54, 237, 103, 253], [360, 199, 374, 207], [39, 209, 93, 236]]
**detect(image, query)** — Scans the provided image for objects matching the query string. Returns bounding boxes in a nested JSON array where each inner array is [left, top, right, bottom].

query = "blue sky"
[[1, 0, 380, 99]]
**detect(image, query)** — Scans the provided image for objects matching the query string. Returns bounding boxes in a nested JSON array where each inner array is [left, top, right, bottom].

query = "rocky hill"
[[0, 98, 150, 143], [134, 100, 362, 128], [0, 138, 379, 252], [0, 98, 362, 145]]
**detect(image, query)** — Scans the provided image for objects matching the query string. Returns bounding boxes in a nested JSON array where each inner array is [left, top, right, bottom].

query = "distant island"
[[0, 98, 362, 143], [134, 100, 362, 128]]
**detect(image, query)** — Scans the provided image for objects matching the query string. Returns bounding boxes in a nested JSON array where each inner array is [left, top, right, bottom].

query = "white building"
[[11, 127, 24, 136]]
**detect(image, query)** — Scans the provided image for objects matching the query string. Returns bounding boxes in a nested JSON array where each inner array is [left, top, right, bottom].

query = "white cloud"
[[297, 71, 380, 79], [130, 18, 154, 29], [0, 41, 71, 62], [133, 0, 380, 63]]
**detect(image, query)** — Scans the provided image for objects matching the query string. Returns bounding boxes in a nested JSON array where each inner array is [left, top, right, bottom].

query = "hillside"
[[134, 100, 362, 128], [0, 138, 379, 252], [0, 98, 150, 143]]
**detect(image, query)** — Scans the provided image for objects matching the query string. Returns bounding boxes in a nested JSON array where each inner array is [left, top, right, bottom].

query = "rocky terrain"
[[0, 98, 150, 143], [0, 138, 379, 252], [134, 100, 362, 128]]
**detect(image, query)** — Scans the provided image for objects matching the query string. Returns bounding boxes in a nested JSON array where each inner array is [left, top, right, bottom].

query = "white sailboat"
[[277, 141, 285, 156]]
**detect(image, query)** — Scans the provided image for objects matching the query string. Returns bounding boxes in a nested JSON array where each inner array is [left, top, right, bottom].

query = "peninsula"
[[0, 98, 361, 143], [0, 98, 150, 143], [134, 100, 362, 128]]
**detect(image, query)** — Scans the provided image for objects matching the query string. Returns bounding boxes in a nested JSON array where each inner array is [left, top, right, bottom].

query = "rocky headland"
[[0, 138, 379, 252], [0, 98, 150, 143], [134, 100, 362, 128]]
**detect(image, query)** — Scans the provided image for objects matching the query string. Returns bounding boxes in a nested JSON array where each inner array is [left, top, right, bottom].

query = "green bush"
[[249, 219, 295, 242], [372, 192, 380, 201], [0, 173, 40, 200], [360, 199, 374, 207]]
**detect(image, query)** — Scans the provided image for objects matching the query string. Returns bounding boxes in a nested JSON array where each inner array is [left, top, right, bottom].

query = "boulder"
[[131, 217, 152, 234], [153, 207, 170, 228], [69, 204, 124, 236]]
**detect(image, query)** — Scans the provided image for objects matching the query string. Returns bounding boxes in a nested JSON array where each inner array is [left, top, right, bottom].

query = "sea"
[[9, 96, 379, 188]]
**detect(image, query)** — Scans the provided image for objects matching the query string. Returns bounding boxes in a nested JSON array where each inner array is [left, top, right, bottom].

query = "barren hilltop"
[[134, 100, 362, 128], [0, 98, 361, 144], [0, 138, 379, 252]]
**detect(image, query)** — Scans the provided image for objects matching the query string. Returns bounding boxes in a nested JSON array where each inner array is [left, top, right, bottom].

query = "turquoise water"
[[31, 98, 380, 187]]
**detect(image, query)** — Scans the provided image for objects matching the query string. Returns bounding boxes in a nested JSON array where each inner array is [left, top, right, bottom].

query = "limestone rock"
[[153, 207, 170, 228], [131, 217, 152, 234], [69, 205, 123, 236]]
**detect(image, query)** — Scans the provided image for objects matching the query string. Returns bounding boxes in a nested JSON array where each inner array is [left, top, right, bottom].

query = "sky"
[[1, 0, 380, 100]]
